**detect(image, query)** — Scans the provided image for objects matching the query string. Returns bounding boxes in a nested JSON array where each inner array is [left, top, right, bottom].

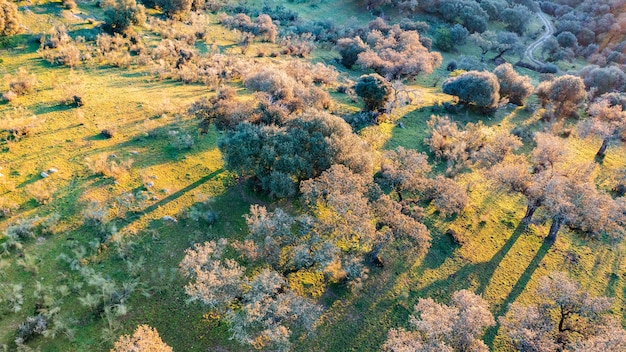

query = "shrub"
[[0, 0, 19, 36], [26, 181, 56, 205], [15, 315, 48, 345], [0, 106, 43, 140], [39, 25, 81, 67], [5, 67, 37, 97], [103, 0, 146, 33], [112, 325, 172, 352], [0, 196, 18, 217], [85, 155, 133, 180]]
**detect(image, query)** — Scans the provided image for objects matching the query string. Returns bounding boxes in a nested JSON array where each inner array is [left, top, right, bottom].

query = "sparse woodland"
[[0, 0, 625, 351]]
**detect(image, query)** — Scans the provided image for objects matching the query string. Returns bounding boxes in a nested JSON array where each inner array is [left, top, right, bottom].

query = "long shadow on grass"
[[476, 222, 528, 295], [120, 168, 224, 225], [483, 236, 554, 347]]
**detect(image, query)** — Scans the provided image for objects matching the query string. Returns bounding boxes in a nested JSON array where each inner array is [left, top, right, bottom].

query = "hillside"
[[1, 0, 625, 351]]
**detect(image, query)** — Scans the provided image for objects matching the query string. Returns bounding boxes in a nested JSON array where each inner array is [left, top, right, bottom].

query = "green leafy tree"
[[218, 112, 372, 198], [442, 71, 500, 109], [355, 74, 393, 112], [103, 0, 146, 33]]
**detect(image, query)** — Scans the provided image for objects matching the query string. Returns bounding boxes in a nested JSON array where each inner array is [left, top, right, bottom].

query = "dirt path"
[[524, 9, 555, 67]]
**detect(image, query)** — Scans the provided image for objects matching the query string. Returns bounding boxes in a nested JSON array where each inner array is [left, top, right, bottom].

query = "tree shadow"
[[483, 236, 554, 347], [421, 230, 460, 270], [476, 222, 528, 295], [115, 169, 224, 229]]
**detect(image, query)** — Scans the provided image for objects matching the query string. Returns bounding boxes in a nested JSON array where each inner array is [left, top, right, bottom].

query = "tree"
[[536, 75, 586, 119], [355, 74, 393, 112], [0, 0, 19, 36], [180, 240, 321, 352], [469, 30, 523, 62], [103, 0, 146, 34], [380, 146, 431, 200], [356, 24, 442, 80], [383, 290, 494, 352], [556, 31, 578, 48], [500, 273, 626, 352], [442, 71, 500, 109], [493, 63, 534, 106], [157, 0, 192, 19], [425, 115, 522, 174], [218, 111, 372, 198], [489, 133, 625, 241], [424, 176, 469, 217], [500, 4, 532, 35], [335, 37, 368, 69], [581, 65, 626, 98], [112, 325, 172, 352], [438, 0, 489, 33], [578, 98, 626, 158]]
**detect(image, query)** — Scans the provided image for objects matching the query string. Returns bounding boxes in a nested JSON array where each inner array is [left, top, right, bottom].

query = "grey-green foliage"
[[218, 111, 372, 198], [180, 239, 321, 352], [0, 283, 24, 313], [442, 71, 500, 109], [354, 74, 393, 112], [500, 4, 532, 35], [499, 273, 625, 352], [1, 217, 40, 254], [493, 63, 534, 106], [103, 0, 146, 33]]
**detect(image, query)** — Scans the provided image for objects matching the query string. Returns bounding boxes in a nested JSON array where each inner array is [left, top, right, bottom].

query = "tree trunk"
[[521, 204, 537, 224], [547, 217, 562, 242], [493, 49, 509, 62], [395, 188, 403, 202], [596, 138, 609, 158]]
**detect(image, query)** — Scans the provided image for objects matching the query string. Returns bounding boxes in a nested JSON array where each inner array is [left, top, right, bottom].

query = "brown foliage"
[[112, 325, 172, 352]]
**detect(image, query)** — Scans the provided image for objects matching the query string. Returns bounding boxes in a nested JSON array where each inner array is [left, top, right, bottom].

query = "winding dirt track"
[[524, 9, 555, 66]]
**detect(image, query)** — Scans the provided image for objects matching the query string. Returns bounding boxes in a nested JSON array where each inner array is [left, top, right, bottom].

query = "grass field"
[[1, 0, 625, 351]]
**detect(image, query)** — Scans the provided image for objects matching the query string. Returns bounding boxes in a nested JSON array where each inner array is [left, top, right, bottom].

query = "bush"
[[15, 315, 47, 345], [112, 325, 172, 352], [0, 0, 19, 36], [0, 106, 43, 140], [5, 67, 37, 97], [39, 25, 82, 67], [103, 0, 146, 33], [26, 181, 56, 205], [158, 0, 192, 19]]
